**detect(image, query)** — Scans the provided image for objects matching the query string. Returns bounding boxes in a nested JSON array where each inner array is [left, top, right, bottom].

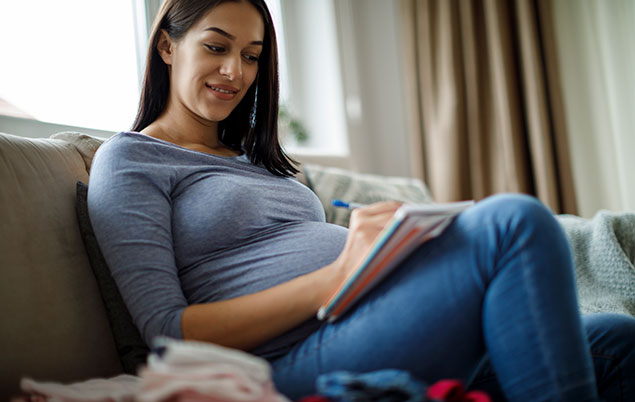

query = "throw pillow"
[[50, 132, 107, 173], [75, 181, 149, 374], [303, 164, 434, 227]]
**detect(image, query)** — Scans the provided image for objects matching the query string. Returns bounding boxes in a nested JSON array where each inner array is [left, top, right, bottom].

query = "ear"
[[156, 29, 174, 65]]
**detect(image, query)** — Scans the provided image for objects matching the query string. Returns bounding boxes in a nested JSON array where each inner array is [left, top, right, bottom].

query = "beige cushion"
[[50, 131, 107, 173], [0, 133, 121, 399]]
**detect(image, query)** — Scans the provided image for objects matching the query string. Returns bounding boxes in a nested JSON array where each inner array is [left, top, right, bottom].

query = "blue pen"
[[332, 199, 366, 209]]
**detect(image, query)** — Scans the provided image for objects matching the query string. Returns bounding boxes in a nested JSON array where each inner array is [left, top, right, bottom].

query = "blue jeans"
[[270, 194, 635, 401], [470, 313, 635, 401]]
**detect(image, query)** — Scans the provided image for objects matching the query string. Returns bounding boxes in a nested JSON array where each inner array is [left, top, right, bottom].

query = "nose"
[[219, 54, 242, 81]]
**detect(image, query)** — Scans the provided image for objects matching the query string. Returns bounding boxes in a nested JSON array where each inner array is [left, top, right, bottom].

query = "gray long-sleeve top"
[[88, 132, 348, 358]]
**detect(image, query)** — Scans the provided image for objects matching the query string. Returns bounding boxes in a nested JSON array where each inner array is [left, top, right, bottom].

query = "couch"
[[2, 131, 633, 400], [0, 132, 125, 399], [0, 131, 435, 400]]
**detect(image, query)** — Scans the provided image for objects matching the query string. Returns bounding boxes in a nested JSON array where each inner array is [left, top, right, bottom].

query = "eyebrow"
[[204, 27, 263, 46]]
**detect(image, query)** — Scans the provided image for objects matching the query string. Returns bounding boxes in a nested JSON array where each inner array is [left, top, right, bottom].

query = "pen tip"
[[332, 199, 347, 207]]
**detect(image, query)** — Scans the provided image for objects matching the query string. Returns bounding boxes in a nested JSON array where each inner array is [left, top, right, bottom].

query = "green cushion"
[[304, 164, 435, 227]]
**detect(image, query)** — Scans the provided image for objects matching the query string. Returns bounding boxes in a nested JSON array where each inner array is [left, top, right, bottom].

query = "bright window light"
[[265, 0, 290, 103], [0, 1, 140, 131]]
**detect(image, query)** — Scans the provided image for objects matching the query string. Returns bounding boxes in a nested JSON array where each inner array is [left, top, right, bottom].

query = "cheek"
[[173, 64, 199, 94], [244, 65, 259, 88], [234, 67, 259, 104]]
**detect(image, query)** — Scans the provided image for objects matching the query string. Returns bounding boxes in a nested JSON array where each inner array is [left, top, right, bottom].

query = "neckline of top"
[[121, 131, 248, 161]]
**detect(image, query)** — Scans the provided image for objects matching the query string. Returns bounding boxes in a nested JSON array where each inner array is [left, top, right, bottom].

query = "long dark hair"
[[132, 0, 298, 176]]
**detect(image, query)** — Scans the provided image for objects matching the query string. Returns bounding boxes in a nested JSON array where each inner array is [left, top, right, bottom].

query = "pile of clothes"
[[15, 338, 489, 402], [300, 370, 489, 402]]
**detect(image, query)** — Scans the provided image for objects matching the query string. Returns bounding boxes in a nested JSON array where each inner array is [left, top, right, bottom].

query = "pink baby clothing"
[[136, 337, 289, 402]]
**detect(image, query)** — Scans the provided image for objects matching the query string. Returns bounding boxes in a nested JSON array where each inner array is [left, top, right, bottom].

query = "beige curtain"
[[401, 0, 577, 214]]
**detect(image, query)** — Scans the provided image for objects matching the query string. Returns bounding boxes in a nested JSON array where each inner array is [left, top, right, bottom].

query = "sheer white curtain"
[[552, 0, 635, 217]]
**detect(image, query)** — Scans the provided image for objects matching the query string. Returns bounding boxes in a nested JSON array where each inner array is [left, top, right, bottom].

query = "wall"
[[552, 0, 635, 217], [333, 0, 416, 178], [0, 115, 113, 139]]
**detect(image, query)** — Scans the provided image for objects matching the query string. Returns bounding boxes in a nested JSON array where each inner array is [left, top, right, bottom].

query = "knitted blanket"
[[557, 211, 635, 317]]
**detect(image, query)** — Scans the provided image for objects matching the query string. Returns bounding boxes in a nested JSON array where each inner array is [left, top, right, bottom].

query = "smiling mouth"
[[206, 84, 238, 94]]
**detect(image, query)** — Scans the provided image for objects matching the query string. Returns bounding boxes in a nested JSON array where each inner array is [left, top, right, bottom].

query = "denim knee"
[[466, 193, 575, 282], [583, 313, 635, 401], [584, 313, 635, 363], [473, 193, 560, 235]]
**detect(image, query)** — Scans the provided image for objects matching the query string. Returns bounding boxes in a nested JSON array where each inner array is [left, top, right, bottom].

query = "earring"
[[249, 85, 258, 128]]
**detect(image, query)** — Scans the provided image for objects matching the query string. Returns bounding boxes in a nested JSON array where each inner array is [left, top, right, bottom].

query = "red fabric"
[[295, 396, 331, 402], [426, 379, 491, 402], [462, 390, 491, 402]]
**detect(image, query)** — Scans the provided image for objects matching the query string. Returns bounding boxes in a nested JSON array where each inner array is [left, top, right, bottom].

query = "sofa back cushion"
[[0, 133, 122, 399]]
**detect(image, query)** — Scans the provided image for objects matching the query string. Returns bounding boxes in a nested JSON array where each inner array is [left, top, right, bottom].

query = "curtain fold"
[[403, 0, 577, 214]]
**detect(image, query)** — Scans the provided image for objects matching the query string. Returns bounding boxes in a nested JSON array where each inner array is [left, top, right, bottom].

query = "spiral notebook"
[[317, 200, 474, 322]]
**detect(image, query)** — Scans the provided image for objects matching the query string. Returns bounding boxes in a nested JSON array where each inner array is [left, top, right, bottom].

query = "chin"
[[207, 105, 239, 121], [200, 110, 232, 123]]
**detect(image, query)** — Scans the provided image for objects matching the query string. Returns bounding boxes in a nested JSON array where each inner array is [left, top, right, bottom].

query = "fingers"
[[352, 200, 403, 216], [348, 201, 403, 233], [338, 201, 404, 275], [350, 201, 402, 224]]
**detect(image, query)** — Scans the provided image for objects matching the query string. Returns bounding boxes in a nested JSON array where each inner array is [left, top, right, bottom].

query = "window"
[[273, 0, 349, 155], [0, 0, 350, 158], [0, 1, 141, 132]]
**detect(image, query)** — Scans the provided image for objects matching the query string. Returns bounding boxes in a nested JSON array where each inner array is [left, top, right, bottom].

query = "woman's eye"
[[243, 54, 259, 63], [204, 44, 224, 53]]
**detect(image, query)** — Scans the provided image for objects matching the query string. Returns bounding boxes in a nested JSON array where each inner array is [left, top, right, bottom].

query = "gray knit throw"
[[557, 211, 635, 317]]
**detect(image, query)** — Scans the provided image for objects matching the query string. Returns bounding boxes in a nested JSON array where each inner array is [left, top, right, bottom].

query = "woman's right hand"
[[327, 201, 403, 286]]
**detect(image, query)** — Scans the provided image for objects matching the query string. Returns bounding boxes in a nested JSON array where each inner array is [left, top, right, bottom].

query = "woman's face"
[[161, 1, 265, 124]]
